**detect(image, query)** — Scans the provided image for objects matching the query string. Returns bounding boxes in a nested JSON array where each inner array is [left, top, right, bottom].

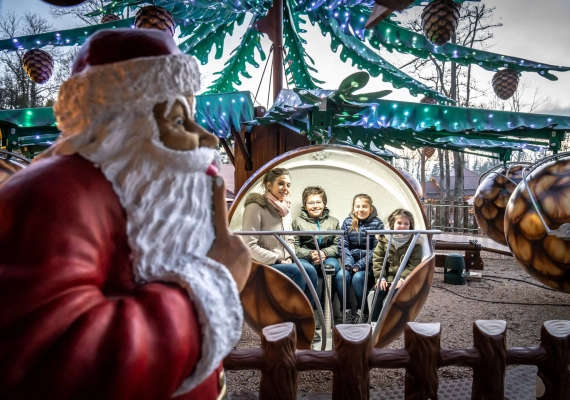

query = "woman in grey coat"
[[241, 168, 318, 305]]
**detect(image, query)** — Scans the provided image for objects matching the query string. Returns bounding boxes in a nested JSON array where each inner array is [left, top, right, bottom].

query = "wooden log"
[[404, 322, 440, 400], [536, 320, 570, 399], [369, 348, 409, 369], [439, 347, 478, 367], [471, 320, 507, 400], [296, 350, 336, 371], [333, 325, 372, 400], [260, 323, 298, 400], [224, 349, 264, 370]]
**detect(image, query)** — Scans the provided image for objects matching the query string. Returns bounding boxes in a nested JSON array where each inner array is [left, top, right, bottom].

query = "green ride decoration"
[[2, 0, 564, 102], [252, 72, 570, 161], [1, 79, 568, 161]]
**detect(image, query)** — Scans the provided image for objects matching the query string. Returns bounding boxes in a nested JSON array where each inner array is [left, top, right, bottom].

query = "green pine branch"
[[368, 20, 569, 81], [309, 9, 453, 104], [204, 16, 267, 94], [283, 2, 324, 89], [178, 14, 244, 64]]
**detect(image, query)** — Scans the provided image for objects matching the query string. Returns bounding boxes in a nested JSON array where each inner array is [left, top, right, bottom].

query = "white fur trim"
[[54, 54, 200, 138]]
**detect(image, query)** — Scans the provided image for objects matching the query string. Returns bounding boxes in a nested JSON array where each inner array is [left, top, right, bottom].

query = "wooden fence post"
[[453, 197, 460, 232], [333, 325, 371, 400], [536, 320, 570, 399], [463, 200, 469, 233], [404, 322, 440, 400], [435, 202, 441, 229], [472, 320, 507, 400], [444, 198, 450, 232], [260, 322, 298, 400]]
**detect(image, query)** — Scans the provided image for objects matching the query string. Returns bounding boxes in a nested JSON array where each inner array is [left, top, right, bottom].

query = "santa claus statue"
[[0, 29, 250, 399]]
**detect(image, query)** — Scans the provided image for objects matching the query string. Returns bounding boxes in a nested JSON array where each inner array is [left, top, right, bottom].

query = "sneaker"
[[344, 310, 357, 324], [355, 310, 369, 324]]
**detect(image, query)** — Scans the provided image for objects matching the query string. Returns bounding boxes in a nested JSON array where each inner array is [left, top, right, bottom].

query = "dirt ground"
[[226, 252, 570, 396]]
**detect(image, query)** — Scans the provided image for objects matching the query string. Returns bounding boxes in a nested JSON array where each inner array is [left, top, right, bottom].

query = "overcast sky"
[[3, 0, 570, 116]]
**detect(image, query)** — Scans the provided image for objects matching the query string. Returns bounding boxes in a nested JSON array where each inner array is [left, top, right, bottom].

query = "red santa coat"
[[0, 154, 225, 399]]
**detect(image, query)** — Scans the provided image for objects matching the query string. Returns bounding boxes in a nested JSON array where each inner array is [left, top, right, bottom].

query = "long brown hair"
[[261, 168, 290, 192], [349, 194, 373, 232], [387, 208, 415, 230]]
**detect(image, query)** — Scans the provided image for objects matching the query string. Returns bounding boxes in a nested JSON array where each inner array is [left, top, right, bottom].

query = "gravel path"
[[227, 252, 570, 396]]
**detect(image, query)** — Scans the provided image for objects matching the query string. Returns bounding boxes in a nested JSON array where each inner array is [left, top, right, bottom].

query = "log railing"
[[224, 320, 570, 400]]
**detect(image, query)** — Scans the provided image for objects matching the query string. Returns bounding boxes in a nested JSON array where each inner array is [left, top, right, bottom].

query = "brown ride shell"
[[240, 261, 315, 349], [505, 158, 570, 293], [375, 253, 435, 348], [473, 165, 525, 246]]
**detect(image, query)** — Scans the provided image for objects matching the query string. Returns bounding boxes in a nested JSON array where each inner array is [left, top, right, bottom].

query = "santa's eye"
[[175, 117, 184, 125]]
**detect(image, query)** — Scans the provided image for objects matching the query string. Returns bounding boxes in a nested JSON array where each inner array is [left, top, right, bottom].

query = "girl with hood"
[[370, 208, 423, 323]]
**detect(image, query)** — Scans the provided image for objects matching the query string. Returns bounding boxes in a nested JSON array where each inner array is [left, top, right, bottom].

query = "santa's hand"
[[207, 176, 251, 292]]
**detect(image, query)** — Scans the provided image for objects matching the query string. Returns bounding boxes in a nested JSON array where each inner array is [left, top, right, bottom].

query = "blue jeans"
[[272, 262, 318, 307], [335, 269, 375, 313], [299, 257, 341, 306]]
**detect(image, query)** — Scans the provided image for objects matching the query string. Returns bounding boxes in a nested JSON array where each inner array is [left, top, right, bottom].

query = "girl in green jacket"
[[370, 209, 423, 323]]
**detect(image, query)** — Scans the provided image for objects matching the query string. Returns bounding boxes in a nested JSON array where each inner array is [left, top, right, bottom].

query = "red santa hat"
[[54, 28, 201, 138]]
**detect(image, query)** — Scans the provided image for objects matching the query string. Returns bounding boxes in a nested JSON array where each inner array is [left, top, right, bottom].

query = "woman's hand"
[[207, 177, 251, 292], [380, 279, 389, 291], [395, 279, 404, 289], [352, 267, 359, 274]]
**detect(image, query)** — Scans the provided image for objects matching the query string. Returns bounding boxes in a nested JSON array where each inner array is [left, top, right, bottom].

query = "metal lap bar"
[[365, 229, 441, 346], [236, 230, 344, 350], [312, 236, 336, 336], [367, 234, 393, 324]]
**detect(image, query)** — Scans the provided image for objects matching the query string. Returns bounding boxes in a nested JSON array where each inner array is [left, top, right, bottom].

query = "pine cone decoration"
[[473, 164, 525, 246], [23, 49, 54, 84], [492, 69, 519, 100], [423, 147, 435, 159], [134, 6, 176, 37], [420, 96, 438, 104], [421, 0, 461, 46], [505, 158, 570, 293], [101, 14, 120, 24]]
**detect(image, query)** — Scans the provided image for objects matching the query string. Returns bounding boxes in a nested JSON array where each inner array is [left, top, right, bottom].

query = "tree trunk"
[[453, 151, 464, 201], [444, 150, 450, 200]]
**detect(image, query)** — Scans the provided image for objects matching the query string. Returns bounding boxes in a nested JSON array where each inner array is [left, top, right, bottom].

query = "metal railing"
[[234, 229, 441, 349]]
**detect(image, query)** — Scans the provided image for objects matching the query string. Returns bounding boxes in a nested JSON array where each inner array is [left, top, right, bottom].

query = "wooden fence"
[[224, 320, 570, 400], [424, 198, 481, 234]]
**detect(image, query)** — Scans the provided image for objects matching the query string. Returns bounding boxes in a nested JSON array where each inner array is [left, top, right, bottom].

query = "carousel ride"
[[1, 0, 569, 352]]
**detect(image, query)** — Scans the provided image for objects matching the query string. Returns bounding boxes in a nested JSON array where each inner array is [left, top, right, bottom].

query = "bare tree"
[[0, 12, 77, 109], [50, 0, 130, 26], [396, 4, 502, 202], [481, 79, 550, 113]]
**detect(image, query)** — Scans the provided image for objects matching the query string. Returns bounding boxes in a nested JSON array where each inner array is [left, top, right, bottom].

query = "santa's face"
[[153, 96, 218, 151]]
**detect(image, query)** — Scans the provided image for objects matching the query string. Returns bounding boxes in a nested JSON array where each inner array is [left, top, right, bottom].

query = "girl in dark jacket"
[[336, 194, 384, 323]]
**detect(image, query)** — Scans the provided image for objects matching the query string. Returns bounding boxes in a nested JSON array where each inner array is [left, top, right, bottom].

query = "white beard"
[[40, 110, 243, 396]]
